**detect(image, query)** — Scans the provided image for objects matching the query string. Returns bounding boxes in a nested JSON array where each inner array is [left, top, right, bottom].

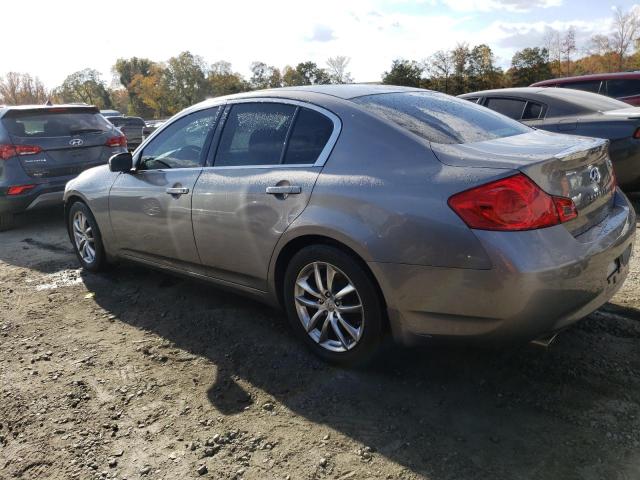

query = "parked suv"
[[531, 72, 640, 106], [0, 104, 127, 230], [105, 116, 145, 151]]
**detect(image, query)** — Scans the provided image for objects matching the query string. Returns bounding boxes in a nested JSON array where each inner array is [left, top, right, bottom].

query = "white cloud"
[[440, 0, 562, 13]]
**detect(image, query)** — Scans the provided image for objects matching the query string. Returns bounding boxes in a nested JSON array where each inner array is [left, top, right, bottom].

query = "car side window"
[[485, 98, 527, 120], [283, 107, 334, 165], [607, 79, 640, 98], [215, 103, 296, 167], [140, 107, 219, 170], [560, 80, 602, 93], [522, 101, 544, 120]]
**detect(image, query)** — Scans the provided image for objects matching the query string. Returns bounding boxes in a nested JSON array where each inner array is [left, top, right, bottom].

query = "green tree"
[[510, 47, 551, 86], [381, 59, 423, 87], [208, 61, 250, 97], [162, 51, 209, 112], [249, 62, 282, 89], [467, 44, 503, 91], [113, 57, 156, 116], [56, 69, 112, 108]]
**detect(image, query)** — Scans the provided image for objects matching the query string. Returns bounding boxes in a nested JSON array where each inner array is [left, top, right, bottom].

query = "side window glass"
[[522, 102, 544, 120], [140, 107, 219, 170], [607, 79, 640, 98], [283, 108, 334, 165], [485, 98, 527, 120], [215, 103, 296, 167], [560, 81, 601, 93]]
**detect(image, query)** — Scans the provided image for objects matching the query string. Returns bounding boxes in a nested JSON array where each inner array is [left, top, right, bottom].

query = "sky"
[[1, 0, 638, 88]]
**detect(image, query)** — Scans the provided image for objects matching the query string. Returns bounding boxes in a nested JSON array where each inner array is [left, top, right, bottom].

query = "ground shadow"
[[81, 263, 640, 480]]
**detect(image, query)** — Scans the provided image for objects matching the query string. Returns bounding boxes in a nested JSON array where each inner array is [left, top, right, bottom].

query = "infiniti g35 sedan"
[[64, 85, 636, 365]]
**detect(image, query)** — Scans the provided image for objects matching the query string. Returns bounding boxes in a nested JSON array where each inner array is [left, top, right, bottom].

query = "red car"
[[531, 72, 640, 106]]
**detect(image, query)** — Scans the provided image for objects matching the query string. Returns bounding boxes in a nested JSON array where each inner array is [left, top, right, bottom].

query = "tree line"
[[0, 7, 638, 119]]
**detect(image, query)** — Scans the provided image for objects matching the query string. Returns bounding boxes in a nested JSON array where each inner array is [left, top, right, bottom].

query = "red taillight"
[[633, 127, 640, 139], [0, 144, 41, 160], [7, 185, 36, 195], [106, 135, 127, 148], [448, 173, 578, 231]]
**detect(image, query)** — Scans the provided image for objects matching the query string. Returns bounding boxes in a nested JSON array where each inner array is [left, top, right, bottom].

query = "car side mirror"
[[109, 152, 133, 173]]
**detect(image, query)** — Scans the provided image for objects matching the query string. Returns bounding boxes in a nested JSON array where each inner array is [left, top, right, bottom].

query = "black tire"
[[283, 245, 385, 366], [67, 202, 108, 272], [0, 213, 15, 232]]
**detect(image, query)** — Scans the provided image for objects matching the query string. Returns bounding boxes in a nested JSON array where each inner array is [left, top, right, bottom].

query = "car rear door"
[[1, 107, 122, 179], [108, 107, 221, 266], [192, 100, 340, 290]]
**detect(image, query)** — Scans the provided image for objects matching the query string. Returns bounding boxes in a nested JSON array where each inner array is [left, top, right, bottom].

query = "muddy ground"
[[0, 201, 639, 480]]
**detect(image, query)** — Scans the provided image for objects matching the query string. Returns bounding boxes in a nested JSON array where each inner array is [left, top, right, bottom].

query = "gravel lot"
[[1, 199, 639, 480]]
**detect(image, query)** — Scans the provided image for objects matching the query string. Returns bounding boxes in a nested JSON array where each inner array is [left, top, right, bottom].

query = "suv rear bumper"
[[0, 179, 69, 215], [371, 190, 636, 345]]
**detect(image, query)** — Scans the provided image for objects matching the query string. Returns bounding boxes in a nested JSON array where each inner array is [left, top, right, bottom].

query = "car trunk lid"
[[431, 130, 616, 235]]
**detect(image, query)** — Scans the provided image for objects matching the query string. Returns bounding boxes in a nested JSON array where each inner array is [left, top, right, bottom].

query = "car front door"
[[109, 106, 221, 266], [192, 100, 340, 290]]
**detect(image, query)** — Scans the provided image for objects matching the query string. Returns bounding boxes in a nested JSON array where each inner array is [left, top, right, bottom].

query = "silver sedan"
[[64, 85, 636, 365]]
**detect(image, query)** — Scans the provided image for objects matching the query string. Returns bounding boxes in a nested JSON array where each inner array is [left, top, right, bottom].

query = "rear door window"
[[559, 80, 602, 93], [2, 110, 112, 138], [484, 98, 527, 120], [606, 79, 640, 98], [283, 108, 334, 165], [215, 103, 296, 166], [353, 92, 529, 144]]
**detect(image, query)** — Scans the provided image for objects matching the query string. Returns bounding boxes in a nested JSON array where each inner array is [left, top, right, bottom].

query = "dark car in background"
[[105, 116, 145, 151], [530, 72, 640, 106], [100, 109, 122, 118], [0, 104, 127, 230], [459, 87, 640, 190], [143, 119, 167, 138]]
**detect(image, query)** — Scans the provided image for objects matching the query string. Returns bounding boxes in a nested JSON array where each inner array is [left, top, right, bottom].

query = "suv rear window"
[[2, 109, 112, 138], [353, 92, 529, 144]]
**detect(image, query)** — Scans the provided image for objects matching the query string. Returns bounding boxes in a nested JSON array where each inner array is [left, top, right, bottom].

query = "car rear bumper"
[[371, 190, 636, 345], [0, 179, 69, 215]]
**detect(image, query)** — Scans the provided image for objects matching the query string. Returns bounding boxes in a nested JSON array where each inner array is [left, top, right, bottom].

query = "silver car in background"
[[64, 85, 635, 365]]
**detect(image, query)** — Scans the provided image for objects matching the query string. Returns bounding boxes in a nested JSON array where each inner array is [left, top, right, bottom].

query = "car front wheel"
[[284, 245, 385, 366], [68, 202, 107, 272]]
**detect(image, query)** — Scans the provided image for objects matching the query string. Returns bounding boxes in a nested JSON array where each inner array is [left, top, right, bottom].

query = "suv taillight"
[[105, 135, 127, 148], [448, 173, 578, 231], [0, 144, 42, 160]]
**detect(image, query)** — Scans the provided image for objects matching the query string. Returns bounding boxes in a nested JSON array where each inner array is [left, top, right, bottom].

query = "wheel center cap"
[[326, 299, 336, 311]]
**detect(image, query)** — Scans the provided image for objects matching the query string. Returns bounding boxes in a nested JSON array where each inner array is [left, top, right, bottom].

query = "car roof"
[[531, 72, 640, 86]]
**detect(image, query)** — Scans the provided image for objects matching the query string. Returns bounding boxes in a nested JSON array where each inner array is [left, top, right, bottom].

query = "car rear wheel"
[[283, 245, 384, 366], [68, 202, 107, 272], [0, 213, 15, 232]]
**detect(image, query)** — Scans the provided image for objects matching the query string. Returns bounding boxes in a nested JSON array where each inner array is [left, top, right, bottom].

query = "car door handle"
[[266, 186, 302, 195], [165, 187, 190, 195]]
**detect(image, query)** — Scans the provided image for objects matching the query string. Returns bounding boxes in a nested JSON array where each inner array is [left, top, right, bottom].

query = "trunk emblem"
[[69, 138, 84, 147], [589, 166, 601, 184]]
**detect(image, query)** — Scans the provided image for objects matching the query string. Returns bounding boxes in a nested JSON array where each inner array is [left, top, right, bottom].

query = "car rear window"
[[607, 79, 640, 98], [353, 92, 530, 144], [3, 109, 112, 138]]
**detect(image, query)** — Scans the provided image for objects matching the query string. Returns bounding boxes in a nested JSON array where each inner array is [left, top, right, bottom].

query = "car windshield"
[[2, 110, 112, 138], [353, 91, 530, 144]]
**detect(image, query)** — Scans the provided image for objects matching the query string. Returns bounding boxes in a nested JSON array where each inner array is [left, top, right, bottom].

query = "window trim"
[[522, 100, 546, 120], [206, 97, 342, 170]]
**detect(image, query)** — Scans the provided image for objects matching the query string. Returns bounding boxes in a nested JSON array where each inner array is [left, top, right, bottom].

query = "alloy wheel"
[[294, 261, 364, 352], [72, 211, 96, 264]]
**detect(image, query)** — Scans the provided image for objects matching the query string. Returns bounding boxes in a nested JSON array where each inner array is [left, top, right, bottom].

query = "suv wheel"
[[68, 202, 107, 272], [284, 245, 384, 366]]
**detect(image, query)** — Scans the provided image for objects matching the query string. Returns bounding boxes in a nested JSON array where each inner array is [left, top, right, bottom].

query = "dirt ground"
[[1, 200, 639, 480]]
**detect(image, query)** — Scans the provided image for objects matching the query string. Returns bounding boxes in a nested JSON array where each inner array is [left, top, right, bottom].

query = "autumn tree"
[[162, 51, 209, 112], [208, 61, 250, 97], [113, 57, 156, 116], [611, 7, 640, 70], [0, 72, 48, 105]]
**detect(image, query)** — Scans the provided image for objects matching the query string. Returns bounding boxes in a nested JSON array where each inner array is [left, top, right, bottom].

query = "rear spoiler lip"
[[2, 106, 100, 118], [553, 137, 608, 160]]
